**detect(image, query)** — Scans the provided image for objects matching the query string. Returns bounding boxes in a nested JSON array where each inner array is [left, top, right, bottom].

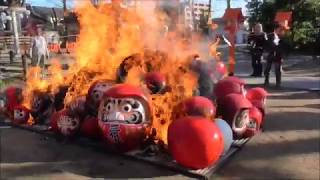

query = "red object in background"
[[12, 105, 30, 124], [168, 116, 224, 169], [48, 43, 60, 53], [243, 107, 263, 138], [80, 116, 100, 139], [218, 93, 252, 138], [274, 11, 292, 30], [214, 77, 245, 99], [50, 110, 81, 137], [4, 86, 23, 114], [66, 42, 76, 53], [175, 96, 216, 120], [144, 72, 166, 94], [222, 8, 245, 34]]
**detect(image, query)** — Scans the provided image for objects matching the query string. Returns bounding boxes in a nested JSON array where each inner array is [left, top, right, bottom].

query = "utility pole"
[[227, 0, 231, 9], [208, 0, 212, 24]]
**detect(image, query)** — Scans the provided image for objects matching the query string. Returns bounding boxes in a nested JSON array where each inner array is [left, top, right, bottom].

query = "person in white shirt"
[[30, 27, 49, 68]]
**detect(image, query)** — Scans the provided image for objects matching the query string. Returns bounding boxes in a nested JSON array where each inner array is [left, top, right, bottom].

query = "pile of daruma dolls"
[[0, 74, 267, 170]]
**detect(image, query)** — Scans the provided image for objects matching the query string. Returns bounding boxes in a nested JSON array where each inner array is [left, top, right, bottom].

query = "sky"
[[26, 0, 248, 18]]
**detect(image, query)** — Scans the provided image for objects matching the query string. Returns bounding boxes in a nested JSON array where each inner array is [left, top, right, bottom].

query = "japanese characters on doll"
[[31, 91, 55, 125], [98, 84, 152, 152], [215, 118, 233, 154], [218, 93, 252, 138], [173, 96, 216, 120], [144, 72, 167, 94], [243, 106, 263, 138], [50, 109, 81, 137], [80, 116, 100, 139], [85, 80, 114, 117], [12, 105, 30, 124], [168, 116, 224, 169]]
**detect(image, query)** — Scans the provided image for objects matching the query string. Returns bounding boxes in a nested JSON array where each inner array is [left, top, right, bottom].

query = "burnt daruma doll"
[[144, 72, 167, 94], [218, 93, 252, 138], [53, 85, 69, 111], [31, 91, 55, 125], [66, 96, 87, 119], [174, 96, 216, 120], [12, 105, 30, 124], [86, 80, 114, 116], [50, 109, 81, 137], [3, 86, 23, 115], [98, 84, 152, 152], [243, 106, 263, 138]]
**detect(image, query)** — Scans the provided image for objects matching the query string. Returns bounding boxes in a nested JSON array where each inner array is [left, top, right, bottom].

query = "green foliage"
[[246, 0, 320, 53], [0, 80, 4, 90]]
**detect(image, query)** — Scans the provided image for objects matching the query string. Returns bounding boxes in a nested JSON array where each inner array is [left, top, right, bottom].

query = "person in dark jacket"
[[264, 23, 286, 88], [248, 23, 267, 77]]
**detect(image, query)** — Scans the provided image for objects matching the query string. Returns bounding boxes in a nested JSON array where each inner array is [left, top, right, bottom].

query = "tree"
[[246, 0, 320, 53]]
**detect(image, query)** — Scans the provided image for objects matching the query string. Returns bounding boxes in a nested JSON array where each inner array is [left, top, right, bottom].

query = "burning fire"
[[22, 1, 223, 144]]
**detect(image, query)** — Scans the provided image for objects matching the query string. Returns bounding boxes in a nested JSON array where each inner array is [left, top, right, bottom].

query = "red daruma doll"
[[168, 116, 224, 169], [98, 84, 152, 152]]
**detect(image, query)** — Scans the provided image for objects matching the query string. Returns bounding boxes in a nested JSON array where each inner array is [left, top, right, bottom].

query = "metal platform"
[[0, 120, 250, 180]]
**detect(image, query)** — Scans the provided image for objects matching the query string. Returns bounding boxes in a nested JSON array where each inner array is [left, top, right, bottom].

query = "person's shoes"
[[275, 83, 281, 89], [264, 81, 269, 87], [250, 73, 255, 77]]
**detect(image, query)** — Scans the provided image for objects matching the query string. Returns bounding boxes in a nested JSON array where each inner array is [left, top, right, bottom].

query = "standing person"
[[264, 23, 286, 88], [30, 27, 49, 70], [248, 23, 267, 77]]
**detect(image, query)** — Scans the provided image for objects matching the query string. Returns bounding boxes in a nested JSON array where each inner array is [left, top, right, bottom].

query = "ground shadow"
[[0, 128, 178, 179], [215, 162, 293, 180], [268, 91, 320, 100], [264, 111, 320, 131]]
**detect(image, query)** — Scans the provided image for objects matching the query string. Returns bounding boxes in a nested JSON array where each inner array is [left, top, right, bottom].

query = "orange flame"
[[23, 1, 205, 144]]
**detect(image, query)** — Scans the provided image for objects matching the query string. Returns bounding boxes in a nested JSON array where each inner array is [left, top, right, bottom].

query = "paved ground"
[[1, 51, 319, 179]]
